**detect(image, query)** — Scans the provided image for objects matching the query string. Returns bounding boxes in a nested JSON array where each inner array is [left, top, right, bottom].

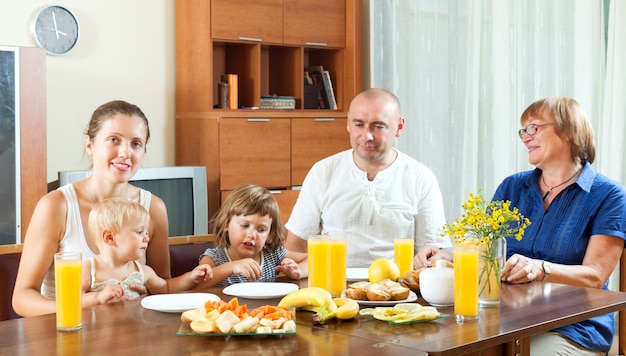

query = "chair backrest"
[[0, 252, 22, 320], [168, 234, 215, 278]]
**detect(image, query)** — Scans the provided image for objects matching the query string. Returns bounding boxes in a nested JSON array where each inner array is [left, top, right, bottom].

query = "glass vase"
[[479, 237, 506, 307]]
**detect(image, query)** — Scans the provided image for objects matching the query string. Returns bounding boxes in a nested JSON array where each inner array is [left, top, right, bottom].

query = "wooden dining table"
[[1, 278, 625, 356]]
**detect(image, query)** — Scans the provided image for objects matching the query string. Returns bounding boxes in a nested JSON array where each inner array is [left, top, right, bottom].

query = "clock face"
[[31, 6, 80, 55]]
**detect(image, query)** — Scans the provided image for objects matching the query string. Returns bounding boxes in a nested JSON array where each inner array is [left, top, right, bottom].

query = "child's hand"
[[128, 283, 148, 297], [275, 258, 303, 280], [191, 264, 213, 283], [96, 284, 125, 304], [231, 258, 262, 281]]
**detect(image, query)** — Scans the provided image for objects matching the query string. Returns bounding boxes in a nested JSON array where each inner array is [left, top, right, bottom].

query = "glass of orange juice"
[[394, 238, 414, 276], [453, 244, 479, 322], [55, 252, 82, 331], [308, 233, 346, 297]]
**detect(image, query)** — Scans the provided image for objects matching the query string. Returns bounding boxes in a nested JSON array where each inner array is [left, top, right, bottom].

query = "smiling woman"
[[12, 100, 171, 318]]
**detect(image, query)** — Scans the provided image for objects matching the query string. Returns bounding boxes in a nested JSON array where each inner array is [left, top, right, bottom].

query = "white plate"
[[341, 290, 418, 307], [346, 268, 369, 281], [141, 293, 220, 313], [222, 282, 299, 299]]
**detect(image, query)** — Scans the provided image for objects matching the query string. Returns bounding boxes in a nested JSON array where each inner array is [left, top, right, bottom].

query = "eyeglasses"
[[518, 123, 554, 139]]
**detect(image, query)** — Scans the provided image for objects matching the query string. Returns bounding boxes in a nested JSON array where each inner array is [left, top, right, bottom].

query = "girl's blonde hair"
[[210, 184, 285, 250], [88, 198, 150, 242]]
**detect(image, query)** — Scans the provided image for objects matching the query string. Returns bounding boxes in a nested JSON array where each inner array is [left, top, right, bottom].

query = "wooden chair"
[[168, 234, 215, 277]]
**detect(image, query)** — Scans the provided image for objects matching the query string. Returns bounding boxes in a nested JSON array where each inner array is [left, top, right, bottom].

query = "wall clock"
[[30, 5, 80, 55]]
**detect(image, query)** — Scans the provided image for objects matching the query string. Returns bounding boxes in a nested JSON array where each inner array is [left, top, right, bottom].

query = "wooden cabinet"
[[219, 118, 291, 190], [211, 0, 283, 43], [291, 117, 349, 185], [284, 0, 346, 47], [176, 0, 361, 220], [175, 0, 361, 112], [177, 113, 349, 220]]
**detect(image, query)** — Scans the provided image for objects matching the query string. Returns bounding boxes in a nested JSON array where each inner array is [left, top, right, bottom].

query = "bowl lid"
[[421, 259, 453, 279]]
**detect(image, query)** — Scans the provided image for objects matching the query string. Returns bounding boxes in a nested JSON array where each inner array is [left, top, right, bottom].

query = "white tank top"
[[41, 184, 151, 299]]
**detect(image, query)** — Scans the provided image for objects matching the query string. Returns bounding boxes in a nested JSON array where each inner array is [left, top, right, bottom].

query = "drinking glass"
[[55, 252, 82, 331], [308, 233, 347, 297], [394, 238, 414, 276], [453, 244, 479, 322]]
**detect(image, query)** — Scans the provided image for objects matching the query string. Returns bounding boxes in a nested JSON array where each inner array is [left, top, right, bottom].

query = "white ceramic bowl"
[[419, 259, 454, 307]]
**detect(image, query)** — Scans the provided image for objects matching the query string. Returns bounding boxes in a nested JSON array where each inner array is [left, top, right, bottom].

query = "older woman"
[[497, 96, 626, 355]]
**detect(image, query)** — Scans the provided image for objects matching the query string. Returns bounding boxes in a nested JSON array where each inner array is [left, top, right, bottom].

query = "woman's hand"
[[500, 253, 543, 284]]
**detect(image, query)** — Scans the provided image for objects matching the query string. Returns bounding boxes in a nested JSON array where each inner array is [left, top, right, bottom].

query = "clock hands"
[[52, 11, 61, 39]]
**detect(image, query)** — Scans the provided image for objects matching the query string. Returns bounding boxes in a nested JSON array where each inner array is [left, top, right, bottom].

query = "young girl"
[[83, 198, 212, 306], [195, 184, 306, 288], [13, 100, 171, 317]]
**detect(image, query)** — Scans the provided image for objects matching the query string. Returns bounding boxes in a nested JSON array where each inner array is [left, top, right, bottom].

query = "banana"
[[312, 297, 360, 325], [332, 298, 360, 319], [278, 287, 336, 312]]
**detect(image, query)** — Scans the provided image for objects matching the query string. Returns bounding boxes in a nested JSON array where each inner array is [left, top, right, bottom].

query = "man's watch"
[[541, 260, 552, 281]]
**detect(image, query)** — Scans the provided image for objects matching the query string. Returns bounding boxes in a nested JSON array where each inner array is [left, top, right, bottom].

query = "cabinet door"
[[211, 0, 283, 44], [291, 117, 350, 186], [219, 118, 291, 190], [284, 0, 345, 47]]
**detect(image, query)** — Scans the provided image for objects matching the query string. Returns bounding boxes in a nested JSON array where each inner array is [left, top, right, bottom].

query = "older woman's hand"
[[501, 254, 543, 284]]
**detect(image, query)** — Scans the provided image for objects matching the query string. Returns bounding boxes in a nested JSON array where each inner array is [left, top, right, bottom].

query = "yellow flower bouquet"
[[443, 191, 530, 305]]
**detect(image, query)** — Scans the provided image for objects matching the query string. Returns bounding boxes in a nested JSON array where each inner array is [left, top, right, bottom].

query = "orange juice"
[[55, 253, 82, 331], [394, 238, 414, 276], [308, 235, 347, 297], [453, 244, 479, 321]]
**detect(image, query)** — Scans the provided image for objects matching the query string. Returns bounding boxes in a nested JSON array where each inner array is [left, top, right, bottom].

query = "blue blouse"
[[493, 162, 626, 353]]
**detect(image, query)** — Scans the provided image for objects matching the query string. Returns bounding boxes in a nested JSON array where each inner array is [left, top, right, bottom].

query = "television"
[[58, 166, 208, 237]]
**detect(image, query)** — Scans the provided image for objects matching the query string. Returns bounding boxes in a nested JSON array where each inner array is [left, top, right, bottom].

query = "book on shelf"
[[321, 70, 337, 110], [305, 66, 336, 110]]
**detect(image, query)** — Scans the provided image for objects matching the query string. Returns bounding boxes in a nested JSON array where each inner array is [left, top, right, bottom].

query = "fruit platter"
[[177, 297, 296, 336]]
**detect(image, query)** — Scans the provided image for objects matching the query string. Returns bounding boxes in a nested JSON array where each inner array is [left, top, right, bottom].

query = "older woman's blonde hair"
[[88, 198, 150, 242], [520, 96, 595, 164], [210, 184, 285, 250]]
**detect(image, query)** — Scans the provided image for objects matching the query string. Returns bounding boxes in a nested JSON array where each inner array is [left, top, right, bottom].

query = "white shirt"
[[286, 149, 451, 268]]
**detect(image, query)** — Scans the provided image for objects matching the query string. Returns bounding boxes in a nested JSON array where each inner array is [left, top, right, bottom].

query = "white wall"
[[0, 1, 175, 182]]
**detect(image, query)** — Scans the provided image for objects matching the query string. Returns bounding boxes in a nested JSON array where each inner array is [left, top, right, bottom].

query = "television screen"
[[58, 166, 208, 237], [131, 178, 194, 236]]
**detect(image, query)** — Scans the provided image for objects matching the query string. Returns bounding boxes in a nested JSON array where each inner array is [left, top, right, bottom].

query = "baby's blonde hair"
[[88, 198, 150, 242]]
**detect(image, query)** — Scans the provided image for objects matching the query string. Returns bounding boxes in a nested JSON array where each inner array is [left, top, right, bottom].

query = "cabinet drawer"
[[219, 118, 291, 190], [211, 0, 283, 44], [291, 117, 350, 186], [284, 0, 345, 47]]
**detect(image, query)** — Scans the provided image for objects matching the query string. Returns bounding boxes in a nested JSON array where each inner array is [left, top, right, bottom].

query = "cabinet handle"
[[269, 190, 282, 195], [246, 118, 270, 122], [314, 118, 335, 122], [239, 36, 262, 42], [306, 42, 328, 47]]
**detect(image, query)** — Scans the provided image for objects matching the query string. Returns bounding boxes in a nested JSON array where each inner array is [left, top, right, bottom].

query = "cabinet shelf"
[[175, 0, 361, 220]]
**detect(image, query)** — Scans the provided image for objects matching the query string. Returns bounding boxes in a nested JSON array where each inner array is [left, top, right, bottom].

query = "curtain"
[[598, 0, 626, 184], [366, 0, 612, 221]]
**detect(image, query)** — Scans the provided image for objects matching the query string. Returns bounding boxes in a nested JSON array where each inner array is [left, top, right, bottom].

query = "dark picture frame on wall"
[[0, 46, 20, 245]]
